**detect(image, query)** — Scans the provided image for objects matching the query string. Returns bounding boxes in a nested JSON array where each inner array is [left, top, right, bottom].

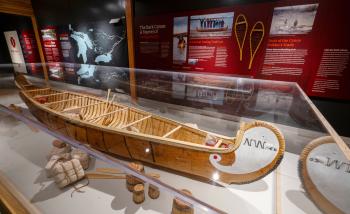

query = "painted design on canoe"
[[299, 136, 350, 214], [15, 74, 285, 184], [210, 121, 284, 183]]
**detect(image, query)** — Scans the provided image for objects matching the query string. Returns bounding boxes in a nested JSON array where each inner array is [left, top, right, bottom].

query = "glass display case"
[[0, 63, 349, 214]]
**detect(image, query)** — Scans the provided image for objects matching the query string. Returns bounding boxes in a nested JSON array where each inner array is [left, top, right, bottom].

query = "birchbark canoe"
[[15, 74, 285, 184], [196, 26, 228, 32]]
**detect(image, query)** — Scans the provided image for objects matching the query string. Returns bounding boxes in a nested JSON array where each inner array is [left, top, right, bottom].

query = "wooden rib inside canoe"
[[21, 86, 233, 148], [14, 74, 285, 184], [234, 14, 248, 61], [249, 21, 265, 70]]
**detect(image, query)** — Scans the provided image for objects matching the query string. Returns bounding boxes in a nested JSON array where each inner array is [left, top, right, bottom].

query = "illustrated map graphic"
[[69, 24, 125, 80]]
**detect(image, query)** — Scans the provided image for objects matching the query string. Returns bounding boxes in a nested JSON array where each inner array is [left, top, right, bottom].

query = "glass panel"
[[0, 62, 348, 214]]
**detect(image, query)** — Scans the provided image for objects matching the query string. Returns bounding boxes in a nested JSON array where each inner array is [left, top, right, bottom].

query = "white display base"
[[0, 112, 274, 214], [0, 88, 324, 214]]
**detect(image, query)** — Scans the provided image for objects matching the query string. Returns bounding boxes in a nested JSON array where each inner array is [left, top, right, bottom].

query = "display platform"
[[0, 64, 349, 214], [0, 98, 324, 214]]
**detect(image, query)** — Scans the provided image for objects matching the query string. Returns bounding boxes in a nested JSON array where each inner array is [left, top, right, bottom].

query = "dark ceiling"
[[135, 0, 279, 16]]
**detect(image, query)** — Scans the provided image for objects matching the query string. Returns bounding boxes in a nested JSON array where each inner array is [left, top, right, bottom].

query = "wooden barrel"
[[133, 184, 145, 204], [126, 182, 135, 192], [148, 173, 160, 199], [171, 189, 194, 214], [52, 140, 66, 148], [126, 162, 145, 192]]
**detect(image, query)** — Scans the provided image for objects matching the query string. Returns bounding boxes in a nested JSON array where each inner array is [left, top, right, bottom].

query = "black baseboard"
[[312, 98, 350, 137]]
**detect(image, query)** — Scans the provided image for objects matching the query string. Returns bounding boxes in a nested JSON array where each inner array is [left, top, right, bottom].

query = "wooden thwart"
[[122, 115, 152, 129], [86, 107, 128, 122], [35, 92, 67, 98], [25, 88, 50, 93], [22, 84, 33, 87], [61, 101, 104, 113], [214, 139, 223, 148], [163, 125, 182, 138], [44, 96, 84, 105]]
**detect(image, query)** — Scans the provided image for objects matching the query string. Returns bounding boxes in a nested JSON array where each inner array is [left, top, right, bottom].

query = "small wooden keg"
[[133, 184, 145, 204], [126, 182, 135, 192], [148, 173, 160, 199], [171, 189, 194, 214], [8, 104, 22, 113], [52, 140, 66, 148], [126, 162, 145, 192]]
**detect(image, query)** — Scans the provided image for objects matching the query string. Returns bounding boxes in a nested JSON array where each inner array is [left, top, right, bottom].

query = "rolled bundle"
[[71, 149, 90, 170], [171, 189, 194, 214], [126, 162, 145, 192], [45, 155, 60, 178], [45, 154, 71, 178], [51, 159, 85, 188], [47, 141, 71, 160]]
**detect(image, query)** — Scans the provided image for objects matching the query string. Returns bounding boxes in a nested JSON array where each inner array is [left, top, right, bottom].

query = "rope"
[[61, 161, 72, 185], [71, 177, 90, 198]]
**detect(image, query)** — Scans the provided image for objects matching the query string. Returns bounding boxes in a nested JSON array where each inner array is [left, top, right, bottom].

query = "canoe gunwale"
[[21, 90, 239, 154], [299, 136, 345, 214]]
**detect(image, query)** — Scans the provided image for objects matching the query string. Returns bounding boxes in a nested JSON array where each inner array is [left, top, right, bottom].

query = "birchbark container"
[[148, 173, 160, 199], [171, 189, 194, 214], [126, 162, 145, 192], [133, 184, 145, 204]]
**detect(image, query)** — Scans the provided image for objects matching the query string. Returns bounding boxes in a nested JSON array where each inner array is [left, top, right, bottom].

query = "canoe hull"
[[20, 92, 239, 183]]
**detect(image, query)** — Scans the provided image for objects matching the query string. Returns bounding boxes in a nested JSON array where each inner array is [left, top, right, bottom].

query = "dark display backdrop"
[[32, 0, 130, 93], [32, 0, 125, 26], [305, 1, 350, 100], [0, 13, 42, 76], [134, 0, 350, 100], [19, 30, 42, 76], [57, 20, 129, 91], [57, 21, 128, 67], [39, 20, 129, 92]]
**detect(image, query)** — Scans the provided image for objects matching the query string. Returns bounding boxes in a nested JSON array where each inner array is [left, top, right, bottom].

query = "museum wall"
[[30, 0, 130, 92], [1, 0, 348, 137], [134, 0, 350, 100], [135, 0, 277, 16], [0, 13, 35, 73], [133, 0, 350, 137]]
